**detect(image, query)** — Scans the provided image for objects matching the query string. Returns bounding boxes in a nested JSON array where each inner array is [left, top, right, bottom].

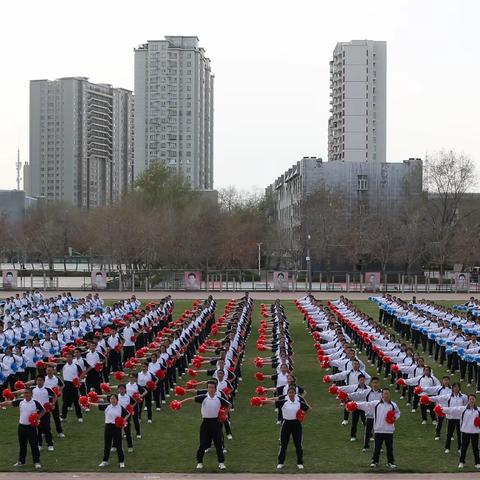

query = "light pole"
[[306, 234, 312, 292], [257, 242, 263, 278]]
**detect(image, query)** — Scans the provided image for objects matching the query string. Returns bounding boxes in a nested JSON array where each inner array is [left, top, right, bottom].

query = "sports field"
[[1, 298, 472, 473]]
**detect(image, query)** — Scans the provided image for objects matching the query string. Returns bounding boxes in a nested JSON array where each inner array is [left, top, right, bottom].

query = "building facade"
[[29, 77, 134, 208], [266, 157, 423, 253], [328, 40, 386, 163], [134, 36, 214, 189], [0, 190, 37, 223]]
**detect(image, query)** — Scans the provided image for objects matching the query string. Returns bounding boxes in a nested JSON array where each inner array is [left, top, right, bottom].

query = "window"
[[357, 175, 368, 191]]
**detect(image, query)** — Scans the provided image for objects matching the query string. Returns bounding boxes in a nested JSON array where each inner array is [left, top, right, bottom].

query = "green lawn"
[[0, 298, 475, 473]]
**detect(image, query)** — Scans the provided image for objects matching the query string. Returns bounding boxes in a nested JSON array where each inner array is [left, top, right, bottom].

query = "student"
[[0, 387, 44, 469], [31, 375, 56, 451], [44, 365, 65, 437], [354, 388, 401, 469], [440, 393, 480, 469], [263, 385, 311, 470], [178, 380, 231, 470], [61, 352, 83, 422], [88, 393, 129, 469]]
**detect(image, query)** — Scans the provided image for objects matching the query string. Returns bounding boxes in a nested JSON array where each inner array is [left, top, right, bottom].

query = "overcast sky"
[[1, 0, 479, 192]]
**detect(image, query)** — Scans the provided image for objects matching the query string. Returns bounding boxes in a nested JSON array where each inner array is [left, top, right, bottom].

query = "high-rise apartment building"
[[134, 36, 214, 189], [29, 77, 134, 208], [328, 40, 386, 163]]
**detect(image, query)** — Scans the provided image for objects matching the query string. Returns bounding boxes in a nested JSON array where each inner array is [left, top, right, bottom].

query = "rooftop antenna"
[[16, 148, 22, 190]]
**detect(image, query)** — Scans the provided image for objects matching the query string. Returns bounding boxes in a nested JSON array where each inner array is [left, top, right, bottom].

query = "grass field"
[[1, 297, 475, 473]]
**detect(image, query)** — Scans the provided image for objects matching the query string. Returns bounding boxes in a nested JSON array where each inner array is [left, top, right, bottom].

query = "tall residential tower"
[[134, 36, 214, 189], [29, 77, 134, 208], [328, 40, 386, 163]]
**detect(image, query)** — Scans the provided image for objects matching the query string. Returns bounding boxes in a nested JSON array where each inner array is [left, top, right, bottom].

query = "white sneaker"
[[223, 448, 228, 453], [399, 396, 404, 400], [362, 448, 368, 453], [128, 448, 134, 453], [276, 421, 281, 425], [434, 437, 440, 441], [297, 464, 304, 469], [227, 434, 233, 440], [458, 463, 464, 469], [406, 402, 411, 406], [136, 435, 142, 439], [147, 419, 152, 424], [370, 462, 377, 468], [204, 448, 210, 453], [475, 464, 480, 469], [48, 446, 54, 451], [78, 418, 84, 423], [110, 447, 117, 452], [35, 463, 42, 469], [58, 433, 65, 438], [350, 437, 357, 442], [432, 420, 437, 426], [119, 462, 125, 468], [156, 407, 161, 411], [411, 409, 416, 413], [196, 463, 203, 469], [421, 420, 427, 425], [38, 446, 43, 451], [13, 462, 24, 467], [444, 449, 450, 454], [162, 400, 166, 404], [218, 463, 226, 470], [341, 420, 348, 425], [387, 463, 397, 469], [98, 461, 109, 467], [277, 464, 284, 469]]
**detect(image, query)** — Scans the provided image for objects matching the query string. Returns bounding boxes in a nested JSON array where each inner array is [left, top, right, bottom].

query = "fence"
[[0, 269, 479, 293]]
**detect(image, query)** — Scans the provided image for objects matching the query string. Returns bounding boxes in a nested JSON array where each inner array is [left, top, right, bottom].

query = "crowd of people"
[[0, 289, 225, 469], [250, 301, 311, 470], [298, 293, 480, 470]]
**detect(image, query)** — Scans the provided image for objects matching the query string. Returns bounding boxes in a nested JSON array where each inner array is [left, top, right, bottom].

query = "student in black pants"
[[178, 380, 232, 470], [264, 386, 311, 470], [88, 394, 129, 469], [0, 387, 45, 469], [61, 353, 84, 422]]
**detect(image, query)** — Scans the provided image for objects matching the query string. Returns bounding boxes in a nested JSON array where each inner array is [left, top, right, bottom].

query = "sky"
[[1, 0, 479, 192]]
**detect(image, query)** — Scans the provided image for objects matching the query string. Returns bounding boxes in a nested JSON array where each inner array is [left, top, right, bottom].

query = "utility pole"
[[257, 242, 263, 278], [16, 149, 22, 190]]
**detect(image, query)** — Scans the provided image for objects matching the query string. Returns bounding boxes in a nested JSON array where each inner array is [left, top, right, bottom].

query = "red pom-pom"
[[72, 377, 81, 389], [385, 410, 396, 424], [250, 396, 263, 407], [132, 392, 142, 403], [146, 380, 156, 392], [36, 360, 46, 369], [328, 385, 339, 395], [198, 345, 206, 353], [218, 406, 228, 423], [396, 378, 406, 387], [322, 375, 331, 384], [114, 344, 122, 353], [321, 360, 330, 369], [391, 364, 399, 374], [126, 404, 135, 416], [14, 381, 25, 391], [130, 335, 136, 342], [115, 416, 127, 428], [75, 338, 85, 346], [255, 386, 267, 395], [175, 386, 186, 396], [114, 371, 124, 381], [192, 359, 203, 369], [87, 391, 99, 403], [52, 386, 61, 397], [420, 395, 430, 405], [155, 369, 166, 380], [186, 380, 198, 389], [29, 412, 40, 427], [222, 386, 232, 396], [254, 357, 265, 368], [187, 368, 197, 377], [414, 386, 423, 395], [345, 401, 358, 412], [100, 383, 111, 393], [79, 395, 90, 407], [169, 400, 182, 411], [43, 402, 53, 412], [296, 409, 305, 422], [474, 416, 480, 428], [2, 388, 14, 400], [255, 372, 265, 381], [383, 356, 391, 364], [95, 362, 104, 372], [337, 390, 349, 402], [433, 404, 445, 417], [256, 343, 266, 351]]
